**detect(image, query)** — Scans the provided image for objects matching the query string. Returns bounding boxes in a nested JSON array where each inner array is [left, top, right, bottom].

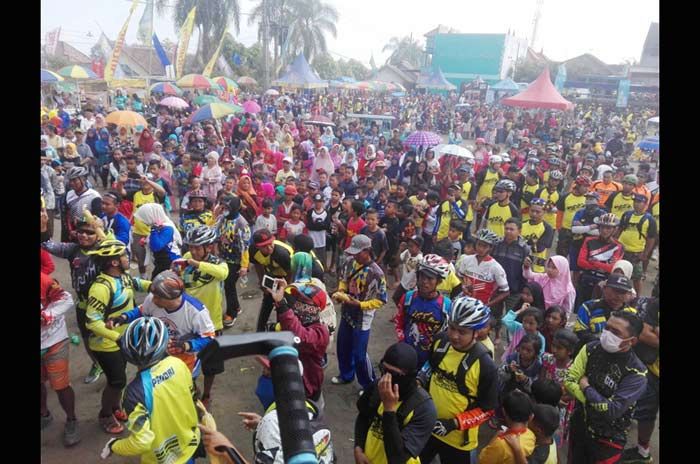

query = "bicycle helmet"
[[594, 213, 620, 227], [549, 170, 564, 181], [87, 239, 127, 257], [185, 225, 218, 246], [188, 189, 207, 200], [150, 270, 185, 299], [220, 194, 241, 215], [494, 179, 517, 192], [489, 155, 503, 164], [417, 254, 450, 280], [67, 166, 89, 179], [448, 296, 491, 329], [548, 157, 561, 166], [527, 157, 540, 165], [119, 317, 170, 368], [501, 154, 511, 162], [530, 197, 547, 207], [475, 228, 499, 245]]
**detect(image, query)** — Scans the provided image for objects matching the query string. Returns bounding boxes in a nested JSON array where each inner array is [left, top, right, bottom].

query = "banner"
[[616, 79, 631, 108], [152, 33, 171, 67], [554, 63, 567, 92], [217, 55, 234, 76], [175, 6, 197, 79], [203, 29, 227, 77], [45, 27, 61, 56], [137, 0, 154, 45], [105, 0, 138, 82]]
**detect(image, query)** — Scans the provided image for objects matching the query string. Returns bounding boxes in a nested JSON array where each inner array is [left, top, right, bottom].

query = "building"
[[373, 62, 421, 89], [53, 41, 92, 65], [423, 29, 528, 87], [94, 33, 170, 78], [630, 22, 659, 87]]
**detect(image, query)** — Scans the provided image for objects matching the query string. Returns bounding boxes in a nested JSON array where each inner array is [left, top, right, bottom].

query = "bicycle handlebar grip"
[[268, 346, 317, 464]]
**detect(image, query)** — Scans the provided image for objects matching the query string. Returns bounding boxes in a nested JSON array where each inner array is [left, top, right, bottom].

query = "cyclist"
[[418, 296, 498, 463], [480, 179, 520, 239], [435, 184, 469, 242], [605, 174, 637, 217], [533, 170, 563, 230], [178, 189, 213, 238], [473, 155, 504, 225], [616, 193, 658, 296], [455, 229, 510, 310], [555, 175, 590, 256], [61, 166, 102, 242], [569, 192, 608, 285], [519, 169, 541, 221], [520, 198, 555, 274]]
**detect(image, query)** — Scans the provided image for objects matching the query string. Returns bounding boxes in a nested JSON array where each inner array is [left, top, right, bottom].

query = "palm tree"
[[247, 0, 290, 75], [286, 0, 339, 62], [157, 0, 241, 69], [383, 36, 423, 68]]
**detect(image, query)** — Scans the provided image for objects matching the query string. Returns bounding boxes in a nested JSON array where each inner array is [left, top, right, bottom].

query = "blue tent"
[[490, 78, 520, 92], [272, 53, 328, 89], [416, 68, 456, 91]]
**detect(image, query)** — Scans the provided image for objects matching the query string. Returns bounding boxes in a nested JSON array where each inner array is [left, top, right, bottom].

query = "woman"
[[95, 128, 112, 188], [311, 147, 335, 183], [400, 151, 417, 185], [411, 160, 434, 187], [523, 255, 577, 314], [385, 154, 401, 184], [116, 126, 131, 148], [343, 149, 358, 174], [376, 135, 387, 153], [132, 203, 182, 278], [237, 174, 261, 224], [280, 124, 294, 152], [200, 151, 223, 204], [138, 128, 155, 156], [320, 126, 335, 149], [329, 144, 343, 170], [425, 149, 440, 173], [252, 132, 269, 158], [62, 142, 81, 164]]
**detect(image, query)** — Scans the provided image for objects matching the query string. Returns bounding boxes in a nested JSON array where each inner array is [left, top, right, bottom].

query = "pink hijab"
[[524, 255, 576, 313]]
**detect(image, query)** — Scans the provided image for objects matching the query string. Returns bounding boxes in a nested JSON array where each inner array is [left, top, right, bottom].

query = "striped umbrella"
[[405, 130, 442, 147], [177, 74, 223, 90], [214, 76, 240, 93], [193, 95, 221, 106], [158, 96, 190, 109], [149, 82, 183, 96], [189, 102, 244, 123], [243, 100, 261, 114], [104, 110, 148, 128], [58, 65, 97, 79], [237, 76, 258, 87], [41, 69, 64, 83]]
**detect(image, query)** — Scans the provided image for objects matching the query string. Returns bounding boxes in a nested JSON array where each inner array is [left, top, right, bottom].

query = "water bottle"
[[239, 274, 248, 288]]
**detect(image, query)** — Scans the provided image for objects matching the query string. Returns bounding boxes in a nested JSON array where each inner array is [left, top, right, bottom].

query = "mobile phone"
[[261, 275, 277, 292]]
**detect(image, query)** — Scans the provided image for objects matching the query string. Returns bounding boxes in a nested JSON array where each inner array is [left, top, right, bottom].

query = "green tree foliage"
[[382, 36, 423, 68], [312, 53, 338, 79]]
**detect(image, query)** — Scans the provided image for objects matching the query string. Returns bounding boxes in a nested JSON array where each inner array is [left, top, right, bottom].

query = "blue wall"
[[431, 34, 506, 86]]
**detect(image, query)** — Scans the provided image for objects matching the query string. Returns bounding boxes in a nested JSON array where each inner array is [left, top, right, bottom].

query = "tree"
[[382, 36, 423, 68], [512, 58, 556, 83], [286, 0, 339, 62], [248, 0, 291, 75], [338, 59, 370, 81], [312, 53, 338, 80]]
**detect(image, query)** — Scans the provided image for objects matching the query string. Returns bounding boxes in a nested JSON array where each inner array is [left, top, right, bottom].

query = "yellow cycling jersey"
[[251, 240, 294, 277], [437, 269, 461, 298], [460, 181, 474, 222], [180, 252, 229, 331], [86, 273, 151, 352], [133, 191, 158, 236], [476, 170, 500, 205], [484, 202, 519, 238], [521, 220, 548, 273], [618, 213, 657, 253], [520, 183, 541, 220], [436, 200, 469, 241], [364, 400, 421, 464], [112, 356, 200, 464], [607, 192, 635, 217], [535, 188, 560, 229], [559, 193, 587, 230]]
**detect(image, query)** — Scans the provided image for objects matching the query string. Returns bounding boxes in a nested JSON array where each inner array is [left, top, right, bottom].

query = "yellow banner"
[[108, 78, 148, 89], [175, 6, 197, 79], [104, 0, 138, 82], [202, 29, 227, 77]]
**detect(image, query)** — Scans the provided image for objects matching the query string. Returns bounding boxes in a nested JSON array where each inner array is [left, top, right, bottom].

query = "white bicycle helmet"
[[549, 170, 564, 181], [475, 228, 499, 245], [495, 179, 517, 192], [489, 155, 503, 164], [67, 166, 89, 179], [594, 213, 620, 227], [418, 254, 450, 280], [448, 296, 491, 329], [185, 225, 218, 246]]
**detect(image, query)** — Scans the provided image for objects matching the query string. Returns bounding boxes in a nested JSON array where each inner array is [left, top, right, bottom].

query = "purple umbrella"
[[405, 130, 442, 147], [243, 100, 261, 113]]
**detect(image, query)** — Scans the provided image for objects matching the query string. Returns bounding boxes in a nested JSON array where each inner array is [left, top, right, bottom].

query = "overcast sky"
[[41, 0, 658, 66]]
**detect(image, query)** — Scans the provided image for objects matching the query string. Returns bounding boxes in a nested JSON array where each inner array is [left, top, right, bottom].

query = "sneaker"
[[223, 315, 236, 328], [331, 376, 352, 385], [41, 412, 53, 430], [84, 363, 103, 384], [63, 420, 81, 447], [621, 448, 653, 463]]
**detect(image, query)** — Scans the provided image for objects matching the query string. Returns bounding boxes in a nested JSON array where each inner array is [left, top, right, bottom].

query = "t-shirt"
[[344, 216, 367, 249], [275, 169, 297, 184], [605, 191, 635, 217], [478, 428, 536, 464], [361, 226, 389, 259], [591, 180, 621, 207], [133, 191, 158, 236], [527, 442, 558, 464], [483, 201, 520, 238], [557, 192, 587, 230], [618, 212, 657, 253], [476, 169, 501, 204], [282, 220, 306, 244], [521, 220, 554, 273], [400, 250, 423, 290], [455, 255, 509, 304], [180, 252, 229, 331], [535, 187, 560, 229], [254, 214, 278, 234], [436, 199, 469, 240]]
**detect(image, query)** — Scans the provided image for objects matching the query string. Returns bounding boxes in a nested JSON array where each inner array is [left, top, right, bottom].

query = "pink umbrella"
[[158, 96, 190, 109], [243, 100, 261, 113]]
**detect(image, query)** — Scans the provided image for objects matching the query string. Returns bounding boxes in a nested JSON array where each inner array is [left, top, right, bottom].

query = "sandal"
[[113, 409, 128, 422], [99, 415, 124, 434]]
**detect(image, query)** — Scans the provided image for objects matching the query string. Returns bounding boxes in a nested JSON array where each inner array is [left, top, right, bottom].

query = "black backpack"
[[427, 333, 491, 402]]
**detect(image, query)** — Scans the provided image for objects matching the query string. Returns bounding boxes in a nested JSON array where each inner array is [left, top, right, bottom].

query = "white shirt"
[[400, 250, 423, 290], [255, 214, 278, 234], [41, 283, 74, 350]]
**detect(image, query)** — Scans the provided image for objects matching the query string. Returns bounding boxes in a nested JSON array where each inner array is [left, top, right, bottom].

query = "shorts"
[[41, 338, 70, 391], [202, 330, 225, 377], [93, 350, 127, 389], [625, 252, 644, 280], [633, 372, 659, 422]]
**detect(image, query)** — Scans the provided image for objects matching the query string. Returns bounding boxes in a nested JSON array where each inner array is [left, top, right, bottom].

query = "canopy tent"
[[490, 78, 520, 92], [416, 68, 456, 91], [501, 68, 574, 111], [272, 53, 328, 89]]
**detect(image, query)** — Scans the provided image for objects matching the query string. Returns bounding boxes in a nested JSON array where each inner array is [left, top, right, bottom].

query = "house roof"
[[380, 63, 419, 83], [562, 53, 612, 76], [56, 41, 91, 65], [526, 47, 549, 64]]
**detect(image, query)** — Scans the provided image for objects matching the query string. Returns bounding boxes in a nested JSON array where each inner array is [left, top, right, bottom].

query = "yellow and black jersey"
[[178, 210, 213, 235], [605, 191, 635, 217], [557, 192, 587, 230], [86, 273, 151, 352], [112, 356, 200, 464], [181, 252, 229, 331], [534, 187, 560, 230], [460, 180, 475, 222], [475, 169, 501, 206], [521, 220, 555, 273], [618, 212, 658, 253], [249, 240, 293, 277], [483, 201, 520, 238], [520, 182, 541, 219]]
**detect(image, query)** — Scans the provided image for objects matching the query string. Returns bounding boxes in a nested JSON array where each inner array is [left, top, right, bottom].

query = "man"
[[632, 172, 652, 209], [616, 193, 658, 296], [605, 174, 637, 217], [74, 128, 94, 164], [473, 155, 503, 221], [491, 218, 531, 329], [339, 165, 358, 198], [565, 311, 648, 464], [480, 179, 520, 239], [250, 229, 294, 332], [331, 234, 387, 391], [576, 213, 625, 307], [355, 343, 437, 464], [455, 229, 510, 310], [591, 169, 621, 207], [555, 175, 589, 256], [574, 275, 637, 346], [394, 183, 413, 209], [418, 296, 498, 463], [520, 198, 555, 274], [178, 189, 213, 237], [100, 191, 131, 245], [62, 166, 102, 242], [434, 184, 469, 241], [519, 169, 541, 221], [100, 317, 203, 463], [569, 191, 608, 285], [533, 170, 563, 230]]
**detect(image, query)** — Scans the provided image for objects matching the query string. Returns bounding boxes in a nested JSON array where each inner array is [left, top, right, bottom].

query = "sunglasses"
[[77, 230, 96, 236]]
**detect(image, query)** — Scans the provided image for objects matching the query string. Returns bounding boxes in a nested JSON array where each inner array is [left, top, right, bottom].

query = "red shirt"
[[344, 216, 367, 249]]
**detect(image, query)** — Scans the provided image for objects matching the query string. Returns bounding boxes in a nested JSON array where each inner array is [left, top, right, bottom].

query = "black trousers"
[[419, 435, 473, 463], [224, 262, 241, 318], [568, 406, 626, 464], [256, 292, 275, 332]]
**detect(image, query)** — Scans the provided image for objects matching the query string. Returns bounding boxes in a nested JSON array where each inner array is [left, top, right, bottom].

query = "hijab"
[[312, 147, 334, 183], [237, 175, 260, 215], [329, 144, 343, 169], [542, 255, 576, 310], [133, 203, 182, 246], [86, 128, 98, 153], [139, 128, 155, 153]]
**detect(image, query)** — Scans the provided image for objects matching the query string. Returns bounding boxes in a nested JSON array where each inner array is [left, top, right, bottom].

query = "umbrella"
[[149, 82, 183, 96], [432, 144, 474, 159], [177, 74, 222, 90], [214, 76, 239, 93], [41, 69, 64, 83], [158, 96, 190, 109], [265, 89, 280, 96], [405, 130, 442, 147], [243, 100, 261, 113], [304, 115, 335, 127], [276, 96, 292, 105], [353, 81, 373, 91], [104, 110, 148, 128], [189, 102, 244, 123], [193, 95, 221, 106], [647, 116, 659, 124], [238, 76, 258, 87], [58, 65, 97, 80], [638, 136, 660, 151]]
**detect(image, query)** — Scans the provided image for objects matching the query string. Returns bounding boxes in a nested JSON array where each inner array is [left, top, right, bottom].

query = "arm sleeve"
[[148, 226, 174, 252], [384, 399, 437, 463], [197, 261, 229, 281], [110, 402, 155, 457], [501, 310, 523, 335], [41, 240, 78, 259], [556, 193, 567, 211], [604, 193, 615, 212], [564, 344, 589, 403], [85, 283, 121, 342], [277, 305, 330, 348], [354, 387, 374, 451], [583, 369, 648, 420], [121, 307, 143, 323]]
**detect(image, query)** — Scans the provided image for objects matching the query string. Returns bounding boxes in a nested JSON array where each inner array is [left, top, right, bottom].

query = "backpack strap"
[[396, 387, 432, 427], [94, 275, 116, 318], [455, 342, 489, 402]]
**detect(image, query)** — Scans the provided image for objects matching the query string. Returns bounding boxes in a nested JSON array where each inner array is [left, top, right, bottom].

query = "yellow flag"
[[104, 0, 138, 82], [175, 6, 197, 79], [202, 29, 227, 77]]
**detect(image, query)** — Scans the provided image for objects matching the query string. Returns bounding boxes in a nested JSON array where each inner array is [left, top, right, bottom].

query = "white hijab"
[[312, 147, 335, 183], [134, 203, 183, 246]]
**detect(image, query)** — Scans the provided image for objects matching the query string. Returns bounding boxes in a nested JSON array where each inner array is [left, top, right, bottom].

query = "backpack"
[[619, 211, 652, 240], [366, 384, 432, 429], [427, 332, 490, 401], [93, 274, 135, 319], [403, 290, 450, 328]]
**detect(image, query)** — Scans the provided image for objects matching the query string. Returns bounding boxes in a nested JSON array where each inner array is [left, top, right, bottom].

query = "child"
[[523, 255, 576, 315], [280, 204, 306, 245], [445, 219, 468, 263], [379, 200, 401, 280], [276, 185, 298, 231], [326, 188, 344, 273], [374, 188, 389, 218], [254, 198, 277, 234], [360, 209, 389, 270], [504, 404, 560, 464], [365, 177, 378, 204], [502, 305, 546, 361], [479, 390, 536, 463], [500, 333, 543, 396], [306, 193, 331, 266], [462, 237, 476, 256], [477, 316, 496, 359], [393, 235, 423, 305], [541, 305, 567, 353], [338, 199, 366, 251]]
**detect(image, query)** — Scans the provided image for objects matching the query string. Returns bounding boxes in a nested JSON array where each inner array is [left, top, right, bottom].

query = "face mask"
[[600, 329, 627, 353]]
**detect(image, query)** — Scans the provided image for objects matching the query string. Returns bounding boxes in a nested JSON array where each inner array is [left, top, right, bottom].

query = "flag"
[[137, 0, 154, 45], [44, 27, 61, 56], [152, 33, 171, 67], [203, 29, 227, 77], [105, 0, 138, 82], [232, 53, 242, 66], [554, 63, 567, 92], [616, 79, 630, 108], [175, 6, 197, 79], [279, 22, 295, 64], [217, 55, 234, 76]]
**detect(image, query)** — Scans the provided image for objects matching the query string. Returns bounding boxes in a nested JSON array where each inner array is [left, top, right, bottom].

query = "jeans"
[[224, 262, 241, 318], [336, 318, 375, 389]]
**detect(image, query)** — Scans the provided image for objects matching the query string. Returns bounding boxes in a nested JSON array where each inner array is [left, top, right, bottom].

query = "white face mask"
[[600, 329, 626, 353]]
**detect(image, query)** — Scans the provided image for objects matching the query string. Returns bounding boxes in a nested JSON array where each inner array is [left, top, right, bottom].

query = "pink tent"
[[501, 68, 574, 111]]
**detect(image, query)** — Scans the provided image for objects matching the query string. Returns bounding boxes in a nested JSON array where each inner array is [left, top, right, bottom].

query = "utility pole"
[[262, 0, 270, 89], [530, 0, 544, 52]]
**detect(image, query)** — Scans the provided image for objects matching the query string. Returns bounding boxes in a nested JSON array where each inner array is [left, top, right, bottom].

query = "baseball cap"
[[345, 234, 372, 255], [313, 193, 324, 202], [622, 174, 638, 184], [584, 192, 600, 204], [605, 275, 633, 292], [633, 193, 648, 202], [284, 185, 298, 195], [407, 235, 424, 248]]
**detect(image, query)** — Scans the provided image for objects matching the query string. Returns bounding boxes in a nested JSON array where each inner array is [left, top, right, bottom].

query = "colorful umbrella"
[[149, 82, 183, 96], [58, 65, 97, 80], [104, 110, 148, 128], [304, 115, 335, 127], [158, 96, 190, 109], [243, 100, 261, 114], [353, 81, 373, 91], [214, 76, 239, 93], [432, 144, 474, 159], [264, 89, 280, 96], [405, 130, 442, 147], [41, 69, 64, 83], [369, 81, 389, 92], [237, 76, 258, 87], [189, 102, 244, 123], [177, 74, 222, 90], [193, 95, 221, 106]]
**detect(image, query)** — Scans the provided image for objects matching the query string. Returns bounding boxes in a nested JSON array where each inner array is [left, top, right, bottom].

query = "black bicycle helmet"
[[119, 317, 170, 368]]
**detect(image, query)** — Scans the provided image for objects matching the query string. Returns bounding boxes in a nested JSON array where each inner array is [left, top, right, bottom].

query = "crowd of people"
[[40, 87, 659, 464]]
